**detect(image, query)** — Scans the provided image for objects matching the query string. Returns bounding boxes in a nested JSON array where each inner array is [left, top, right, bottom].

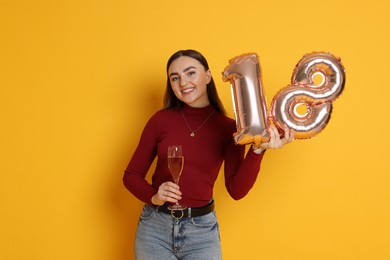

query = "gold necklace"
[[181, 110, 215, 137]]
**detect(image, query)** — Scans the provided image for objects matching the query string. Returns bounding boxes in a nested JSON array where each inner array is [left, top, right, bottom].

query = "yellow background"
[[1, 0, 389, 259]]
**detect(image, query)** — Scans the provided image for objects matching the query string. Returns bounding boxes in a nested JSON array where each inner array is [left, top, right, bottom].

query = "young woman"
[[123, 49, 293, 259]]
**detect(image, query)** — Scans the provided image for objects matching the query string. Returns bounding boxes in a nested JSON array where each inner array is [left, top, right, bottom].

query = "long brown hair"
[[163, 49, 226, 115]]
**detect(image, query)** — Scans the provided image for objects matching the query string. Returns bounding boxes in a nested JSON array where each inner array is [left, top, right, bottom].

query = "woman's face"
[[168, 56, 211, 108]]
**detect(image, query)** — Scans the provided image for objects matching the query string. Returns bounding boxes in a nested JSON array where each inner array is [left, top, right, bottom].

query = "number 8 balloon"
[[222, 51, 346, 145], [271, 52, 346, 139]]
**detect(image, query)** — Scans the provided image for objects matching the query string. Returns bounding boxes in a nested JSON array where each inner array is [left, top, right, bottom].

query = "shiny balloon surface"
[[222, 51, 346, 145], [271, 52, 345, 139], [222, 53, 270, 145]]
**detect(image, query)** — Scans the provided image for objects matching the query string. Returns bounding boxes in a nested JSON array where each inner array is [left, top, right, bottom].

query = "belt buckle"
[[171, 209, 184, 220]]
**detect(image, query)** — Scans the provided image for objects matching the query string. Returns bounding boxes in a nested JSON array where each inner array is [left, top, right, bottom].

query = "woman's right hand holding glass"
[[151, 181, 182, 206]]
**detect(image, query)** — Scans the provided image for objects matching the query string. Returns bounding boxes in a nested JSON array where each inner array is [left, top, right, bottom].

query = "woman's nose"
[[179, 77, 188, 86]]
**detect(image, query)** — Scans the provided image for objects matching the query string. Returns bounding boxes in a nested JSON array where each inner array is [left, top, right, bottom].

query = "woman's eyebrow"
[[169, 72, 178, 77], [169, 66, 197, 78], [183, 66, 196, 72]]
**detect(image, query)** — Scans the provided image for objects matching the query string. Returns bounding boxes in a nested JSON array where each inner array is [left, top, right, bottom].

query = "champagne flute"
[[167, 145, 186, 210]]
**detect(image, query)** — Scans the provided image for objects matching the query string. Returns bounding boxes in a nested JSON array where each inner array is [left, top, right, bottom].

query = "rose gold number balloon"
[[222, 53, 270, 145], [271, 52, 346, 139]]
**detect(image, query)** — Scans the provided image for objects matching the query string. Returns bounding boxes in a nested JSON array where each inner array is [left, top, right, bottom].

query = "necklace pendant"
[[181, 110, 215, 139]]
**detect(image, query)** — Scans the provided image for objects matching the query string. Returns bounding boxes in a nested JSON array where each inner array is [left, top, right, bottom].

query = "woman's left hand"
[[254, 124, 294, 153]]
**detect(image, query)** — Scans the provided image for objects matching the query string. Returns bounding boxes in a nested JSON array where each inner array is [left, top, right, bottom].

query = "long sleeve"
[[223, 124, 266, 200], [123, 115, 159, 205]]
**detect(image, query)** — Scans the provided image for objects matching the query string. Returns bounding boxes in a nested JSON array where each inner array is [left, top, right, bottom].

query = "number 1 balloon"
[[222, 53, 270, 146]]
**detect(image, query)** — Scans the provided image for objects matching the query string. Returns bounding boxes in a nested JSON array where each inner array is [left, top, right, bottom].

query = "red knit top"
[[123, 104, 265, 208]]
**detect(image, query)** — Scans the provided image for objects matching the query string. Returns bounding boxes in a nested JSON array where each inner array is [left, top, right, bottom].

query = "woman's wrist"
[[151, 194, 162, 206]]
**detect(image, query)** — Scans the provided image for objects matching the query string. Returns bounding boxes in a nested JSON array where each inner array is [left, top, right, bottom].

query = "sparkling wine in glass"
[[167, 145, 186, 210]]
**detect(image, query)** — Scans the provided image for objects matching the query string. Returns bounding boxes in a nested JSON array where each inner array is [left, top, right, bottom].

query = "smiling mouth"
[[181, 88, 195, 94]]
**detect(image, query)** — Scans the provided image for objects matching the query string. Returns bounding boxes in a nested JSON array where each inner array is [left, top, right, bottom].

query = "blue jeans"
[[134, 205, 222, 260]]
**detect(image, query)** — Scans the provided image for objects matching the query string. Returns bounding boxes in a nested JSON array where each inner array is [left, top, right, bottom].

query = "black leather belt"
[[158, 200, 215, 220]]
